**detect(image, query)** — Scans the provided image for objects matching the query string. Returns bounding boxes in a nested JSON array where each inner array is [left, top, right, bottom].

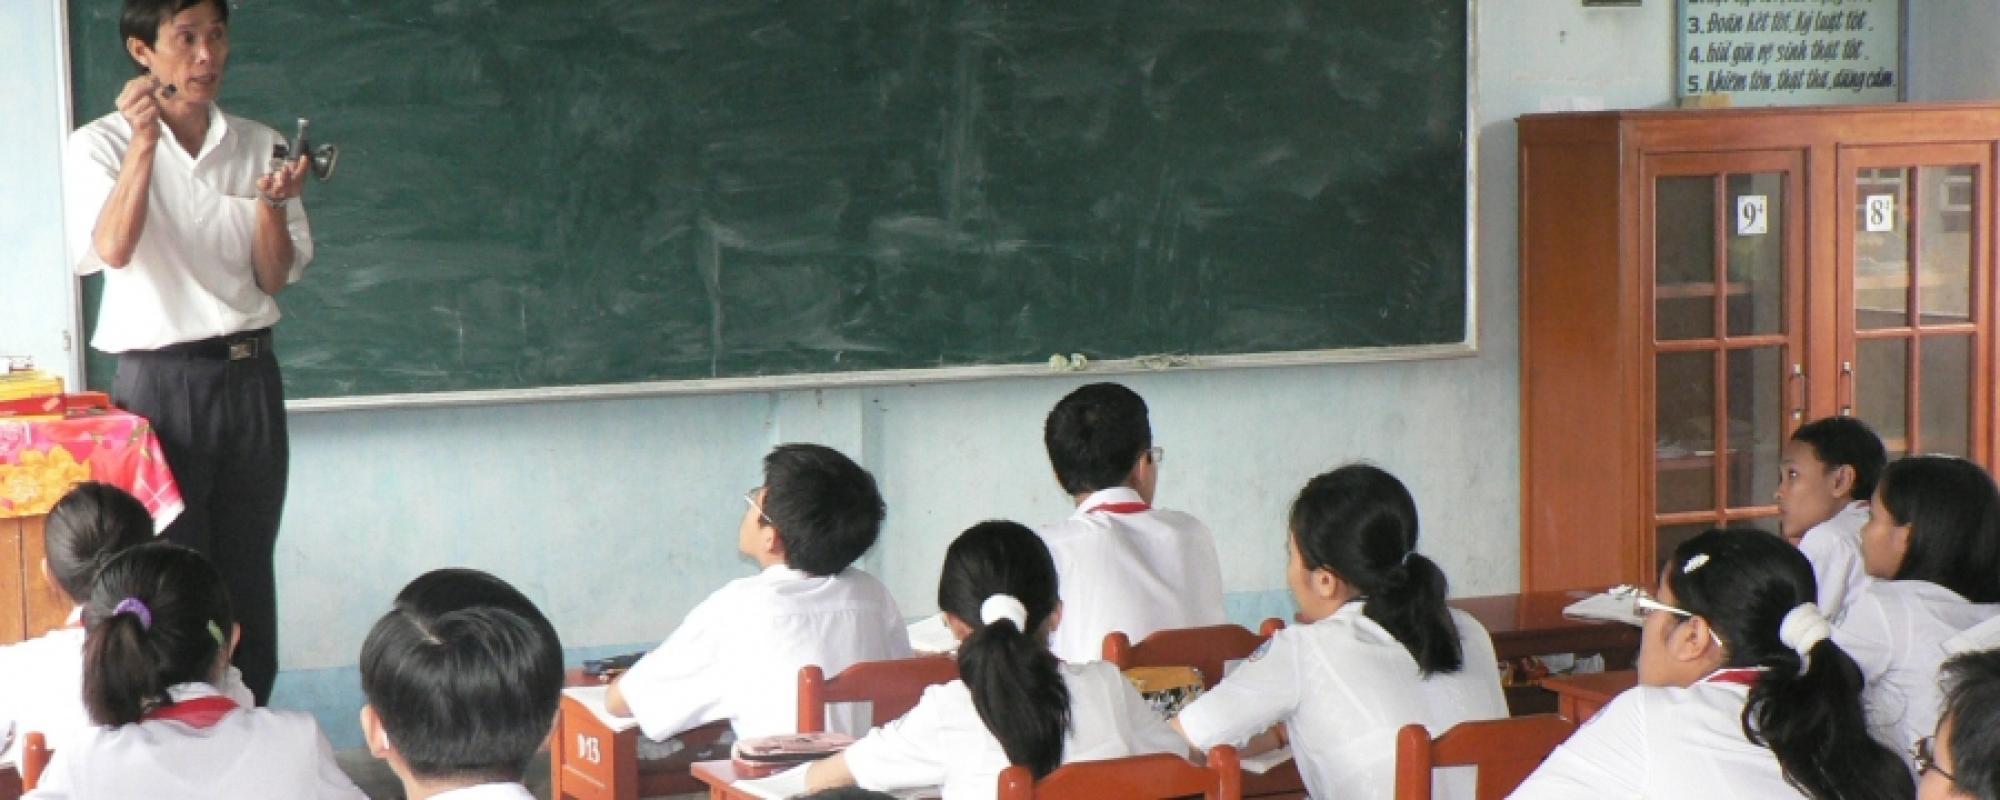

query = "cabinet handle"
[[1790, 363, 1806, 422], [1840, 360, 1855, 417]]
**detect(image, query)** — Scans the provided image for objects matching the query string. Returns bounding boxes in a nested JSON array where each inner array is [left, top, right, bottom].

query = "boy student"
[[359, 568, 564, 800], [1038, 383, 1225, 664], [607, 444, 911, 739], [1774, 416, 1887, 623]]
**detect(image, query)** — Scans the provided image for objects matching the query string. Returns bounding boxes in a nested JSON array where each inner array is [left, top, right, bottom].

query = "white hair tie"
[[980, 594, 1029, 630], [1778, 603, 1831, 665]]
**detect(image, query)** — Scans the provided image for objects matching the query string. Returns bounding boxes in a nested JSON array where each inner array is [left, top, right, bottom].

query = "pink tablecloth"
[[0, 411, 184, 532]]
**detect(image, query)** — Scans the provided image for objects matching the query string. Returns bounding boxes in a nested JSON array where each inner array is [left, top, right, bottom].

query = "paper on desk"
[[1240, 746, 1294, 775], [907, 613, 959, 654], [734, 766, 940, 800], [563, 686, 639, 732], [1562, 587, 1645, 627]]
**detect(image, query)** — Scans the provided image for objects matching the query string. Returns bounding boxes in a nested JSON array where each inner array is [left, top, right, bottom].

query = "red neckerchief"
[[1085, 501, 1151, 514], [1699, 667, 1764, 688], [141, 696, 238, 729]]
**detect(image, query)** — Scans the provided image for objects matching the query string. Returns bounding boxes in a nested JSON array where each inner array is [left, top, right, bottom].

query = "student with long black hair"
[[1835, 456, 2000, 754], [804, 521, 1183, 799], [1173, 464, 1506, 800], [1513, 529, 1912, 799], [26, 543, 361, 799]]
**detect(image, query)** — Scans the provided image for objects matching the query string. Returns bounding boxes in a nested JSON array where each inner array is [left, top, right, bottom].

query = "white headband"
[[1778, 602, 1832, 664], [980, 594, 1029, 630]]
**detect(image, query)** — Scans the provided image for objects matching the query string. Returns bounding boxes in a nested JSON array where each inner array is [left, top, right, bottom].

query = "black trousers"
[[113, 330, 287, 704]]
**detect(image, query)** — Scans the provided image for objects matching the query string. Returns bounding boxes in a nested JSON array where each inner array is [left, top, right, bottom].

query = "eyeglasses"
[[1913, 736, 1958, 783], [743, 486, 770, 524], [1145, 446, 1165, 465], [1630, 587, 1726, 649]]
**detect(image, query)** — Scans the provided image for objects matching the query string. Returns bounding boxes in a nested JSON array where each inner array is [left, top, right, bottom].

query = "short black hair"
[[120, 0, 228, 65], [1790, 416, 1887, 502], [359, 568, 564, 784], [760, 444, 885, 576], [44, 482, 152, 602], [1941, 649, 2000, 800], [1042, 383, 1151, 496]]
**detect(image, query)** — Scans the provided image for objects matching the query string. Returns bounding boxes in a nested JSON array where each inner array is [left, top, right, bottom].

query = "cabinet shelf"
[[1655, 281, 1750, 300]]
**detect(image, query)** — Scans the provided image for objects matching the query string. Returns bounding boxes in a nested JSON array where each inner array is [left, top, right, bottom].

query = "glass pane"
[[1918, 165, 1977, 326], [1657, 176, 1717, 341], [1657, 350, 1717, 514], [1726, 347, 1786, 509], [1919, 334, 1974, 458], [1656, 523, 1712, 576], [1856, 337, 1910, 456], [1726, 173, 1786, 337], [1855, 167, 1911, 330]]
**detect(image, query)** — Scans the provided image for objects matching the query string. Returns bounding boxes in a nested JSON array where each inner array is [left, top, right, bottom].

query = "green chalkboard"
[[73, 0, 1466, 400]]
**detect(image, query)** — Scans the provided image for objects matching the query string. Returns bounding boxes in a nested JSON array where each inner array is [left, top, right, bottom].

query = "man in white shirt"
[[61, 0, 314, 704], [1775, 416, 1886, 624], [607, 444, 912, 739], [1037, 383, 1226, 664]]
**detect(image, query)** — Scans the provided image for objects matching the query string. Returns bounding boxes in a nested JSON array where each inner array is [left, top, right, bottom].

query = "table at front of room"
[[1449, 589, 1643, 715], [0, 410, 183, 643]]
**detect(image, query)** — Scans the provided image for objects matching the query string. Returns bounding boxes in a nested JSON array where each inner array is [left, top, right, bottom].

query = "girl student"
[[26, 542, 363, 799], [1836, 455, 2000, 754], [1172, 463, 1507, 800], [1512, 529, 1912, 799], [0, 483, 251, 768], [805, 520, 1185, 799]]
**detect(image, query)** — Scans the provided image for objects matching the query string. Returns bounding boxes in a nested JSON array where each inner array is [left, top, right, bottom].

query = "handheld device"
[[270, 117, 340, 181]]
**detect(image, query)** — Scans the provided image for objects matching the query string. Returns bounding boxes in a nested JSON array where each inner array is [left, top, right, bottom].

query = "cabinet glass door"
[[1842, 148, 1992, 462], [1647, 153, 1804, 573]]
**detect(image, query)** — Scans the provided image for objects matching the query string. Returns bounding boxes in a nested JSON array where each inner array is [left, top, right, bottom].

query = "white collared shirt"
[[1510, 678, 1801, 799], [843, 659, 1187, 800], [1177, 603, 1507, 800], [1038, 487, 1226, 664], [25, 682, 362, 800], [1947, 615, 2000, 655], [0, 608, 254, 768], [64, 105, 313, 353], [428, 783, 536, 799], [618, 565, 912, 740], [1797, 501, 1872, 623], [1834, 579, 2000, 751]]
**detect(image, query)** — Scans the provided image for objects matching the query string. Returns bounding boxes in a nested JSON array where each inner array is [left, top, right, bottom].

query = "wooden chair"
[[797, 654, 960, 733], [549, 697, 730, 800], [20, 733, 48, 792], [1392, 715, 1575, 800], [1101, 619, 1286, 691], [998, 745, 1242, 799]]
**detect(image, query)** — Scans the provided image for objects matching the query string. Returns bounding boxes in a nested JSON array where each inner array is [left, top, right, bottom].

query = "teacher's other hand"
[[117, 76, 163, 144], [256, 156, 310, 208]]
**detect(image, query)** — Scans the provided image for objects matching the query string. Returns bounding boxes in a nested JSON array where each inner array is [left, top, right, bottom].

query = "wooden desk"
[[1448, 590, 1641, 716], [691, 760, 771, 800], [1538, 670, 1637, 724], [0, 515, 69, 643]]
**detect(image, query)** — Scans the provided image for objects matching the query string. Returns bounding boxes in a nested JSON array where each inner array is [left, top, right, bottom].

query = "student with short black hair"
[[27, 543, 361, 799], [1514, 528, 1912, 799], [1836, 455, 2000, 754], [1173, 464, 1506, 800], [805, 521, 1184, 799], [608, 444, 911, 739], [359, 568, 564, 799], [1777, 416, 1888, 622], [1036, 382, 1224, 663], [1921, 649, 2000, 800], [0, 483, 251, 769]]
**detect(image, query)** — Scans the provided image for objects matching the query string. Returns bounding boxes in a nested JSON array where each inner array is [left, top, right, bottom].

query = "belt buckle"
[[228, 339, 258, 360]]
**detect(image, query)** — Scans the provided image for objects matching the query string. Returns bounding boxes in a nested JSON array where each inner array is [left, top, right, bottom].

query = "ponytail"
[[938, 521, 1071, 778], [82, 609, 159, 726], [79, 543, 235, 727], [1292, 464, 1463, 675]]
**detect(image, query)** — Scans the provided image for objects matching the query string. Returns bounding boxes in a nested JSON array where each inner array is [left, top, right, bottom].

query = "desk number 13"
[[577, 733, 602, 764]]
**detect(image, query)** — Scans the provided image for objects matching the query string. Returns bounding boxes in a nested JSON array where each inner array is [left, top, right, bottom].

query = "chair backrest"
[[1101, 619, 1285, 691], [997, 745, 1241, 800], [20, 733, 49, 792], [1393, 715, 1575, 800], [796, 655, 960, 733]]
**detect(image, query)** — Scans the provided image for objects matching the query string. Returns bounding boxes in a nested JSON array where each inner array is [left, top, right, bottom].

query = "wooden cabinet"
[[1519, 104, 2000, 592], [0, 515, 73, 643]]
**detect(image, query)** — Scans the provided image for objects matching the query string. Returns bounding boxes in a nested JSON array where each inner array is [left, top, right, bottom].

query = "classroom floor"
[[333, 748, 708, 800]]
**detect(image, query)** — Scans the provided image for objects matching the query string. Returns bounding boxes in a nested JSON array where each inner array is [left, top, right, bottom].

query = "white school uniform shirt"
[[1947, 615, 2000, 655], [428, 783, 536, 799], [1177, 603, 1507, 800], [1509, 672, 1801, 799], [1039, 487, 1227, 664], [843, 659, 1186, 800], [1797, 501, 1872, 623], [25, 682, 362, 800], [0, 607, 254, 768], [618, 564, 912, 740], [1834, 579, 2000, 751], [65, 104, 313, 353]]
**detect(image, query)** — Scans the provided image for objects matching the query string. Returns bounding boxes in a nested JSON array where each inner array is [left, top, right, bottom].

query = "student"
[[1173, 464, 1507, 800], [358, 568, 564, 800], [804, 520, 1185, 799], [1036, 382, 1225, 663], [1835, 456, 2000, 754], [1512, 529, 1911, 799], [607, 444, 912, 739], [1775, 416, 1887, 622], [0, 483, 251, 768], [1921, 650, 2000, 800], [26, 543, 362, 799]]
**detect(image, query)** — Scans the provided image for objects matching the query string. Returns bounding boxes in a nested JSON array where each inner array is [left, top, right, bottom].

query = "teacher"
[[61, 0, 311, 704]]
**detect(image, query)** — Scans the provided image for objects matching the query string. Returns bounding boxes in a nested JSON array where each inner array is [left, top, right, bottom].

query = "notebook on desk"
[[1561, 585, 1646, 627]]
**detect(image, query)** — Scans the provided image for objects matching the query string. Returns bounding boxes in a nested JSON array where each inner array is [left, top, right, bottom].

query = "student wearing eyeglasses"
[[1918, 649, 2000, 800], [1511, 528, 1912, 799]]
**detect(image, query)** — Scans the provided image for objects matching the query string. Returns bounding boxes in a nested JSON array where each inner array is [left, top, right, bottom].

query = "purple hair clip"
[[112, 597, 153, 630]]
